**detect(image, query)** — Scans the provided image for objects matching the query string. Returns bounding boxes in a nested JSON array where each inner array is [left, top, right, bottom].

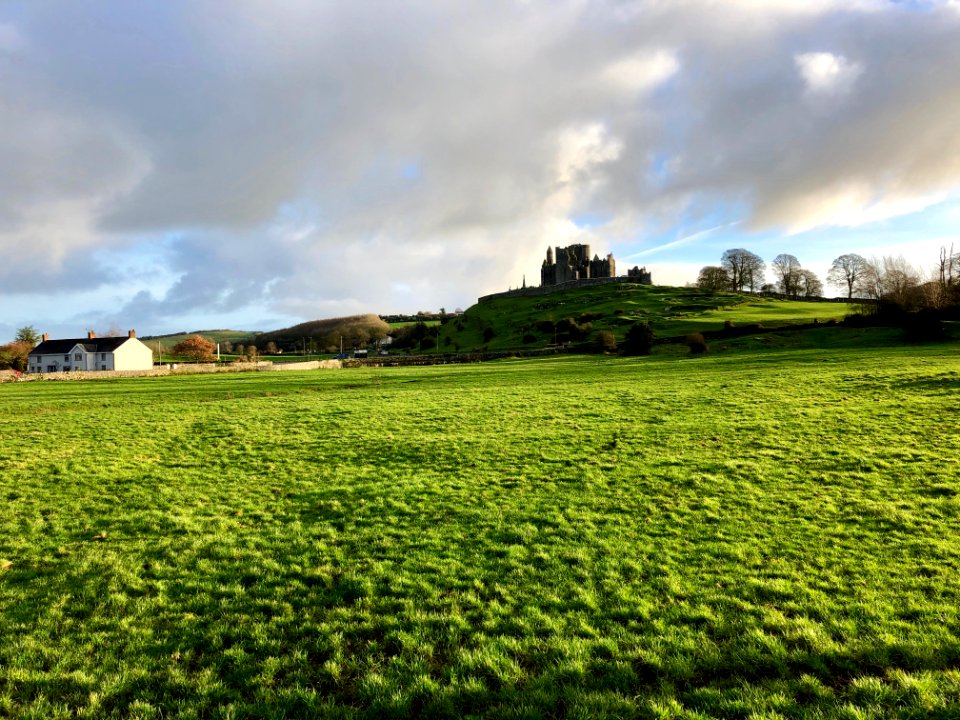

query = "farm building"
[[27, 330, 153, 373]]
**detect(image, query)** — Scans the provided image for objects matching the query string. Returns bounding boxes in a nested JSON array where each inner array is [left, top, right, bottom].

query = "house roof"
[[30, 337, 132, 355]]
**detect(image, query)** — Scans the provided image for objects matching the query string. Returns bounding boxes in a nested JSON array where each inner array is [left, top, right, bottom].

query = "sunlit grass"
[[2, 342, 959, 718]]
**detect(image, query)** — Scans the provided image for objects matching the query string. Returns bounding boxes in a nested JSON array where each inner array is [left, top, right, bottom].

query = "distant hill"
[[141, 329, 256, 347], [431, 284, 858, 354], [255, 314, 390, 353]]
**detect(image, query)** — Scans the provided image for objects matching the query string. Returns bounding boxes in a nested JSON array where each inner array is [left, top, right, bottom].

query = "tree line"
[[696, 249, 823, 298], [697, 246, 960, 311]]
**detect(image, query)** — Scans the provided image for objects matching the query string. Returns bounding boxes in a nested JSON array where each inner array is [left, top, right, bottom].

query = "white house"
[[27, 330, 154, 373]]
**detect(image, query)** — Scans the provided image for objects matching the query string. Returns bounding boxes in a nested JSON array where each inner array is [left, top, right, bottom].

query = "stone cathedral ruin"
[[478, 244, 652, 303]]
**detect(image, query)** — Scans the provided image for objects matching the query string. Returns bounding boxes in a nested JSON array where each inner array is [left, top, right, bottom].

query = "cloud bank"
[[2, 0, 959, 331]]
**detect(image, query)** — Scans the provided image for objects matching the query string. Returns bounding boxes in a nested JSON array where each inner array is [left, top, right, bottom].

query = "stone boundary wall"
[[262, 360, 342, 371], [2, 359, 342, 383], [478, 276, 650, 304]]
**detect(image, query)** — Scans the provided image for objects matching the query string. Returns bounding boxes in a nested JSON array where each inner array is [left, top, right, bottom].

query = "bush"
[[622, 322, 654, 356], [595, 331, 617, 353], [522, 333, 537, 344], [686, 333, 709, 354], [578, 312, 604, 324], [0, 341, 31, 371], [535, 319, 556, 334], [902, 310, 947, 342], [482, 327, 495, 343]]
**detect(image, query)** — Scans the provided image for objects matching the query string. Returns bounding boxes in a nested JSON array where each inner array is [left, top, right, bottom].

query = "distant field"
[[2, 337, 959, 717], [389, 320, 441, 329]]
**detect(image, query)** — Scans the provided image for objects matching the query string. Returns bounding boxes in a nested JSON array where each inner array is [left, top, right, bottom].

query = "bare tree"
[[827, 254, 869, 299], [721, 249, 765, 292], [771, 254, 803, 297], [696, 266, 731, 292], [880, 255, 921, 308], [797, 269, 823, 298]]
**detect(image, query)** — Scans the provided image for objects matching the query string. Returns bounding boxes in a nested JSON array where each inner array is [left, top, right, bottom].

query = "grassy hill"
[[436, 284, 859, 353]]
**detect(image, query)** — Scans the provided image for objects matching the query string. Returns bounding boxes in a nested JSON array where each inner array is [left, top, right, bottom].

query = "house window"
[[100, 364, 107, 370], [75, 353, 82, 361], [100, 353, 106, 360], [47, 365, 57, 372], [64, 366, 71, 371], [64, 354, 70, 361]]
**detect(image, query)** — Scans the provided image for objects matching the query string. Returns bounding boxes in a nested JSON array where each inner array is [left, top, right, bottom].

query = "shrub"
[[686, 333, 709, 354], [0, 341, 31, 371], [482, 327, 495, 342], [622, 322, 654, 356], [535, 319, 556, 334], [595, 331, 617, 353], [578, 312, 604, 324], [172, 335, 216, 363], [522, 333, 537, 344], [902, 310, 947, 342]]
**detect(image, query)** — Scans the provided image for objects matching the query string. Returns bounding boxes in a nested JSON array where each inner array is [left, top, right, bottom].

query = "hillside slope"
[[435, 284, 857, 353]]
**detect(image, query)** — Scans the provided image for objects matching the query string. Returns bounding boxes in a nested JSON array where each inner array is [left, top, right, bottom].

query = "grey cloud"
[[2, 1, 960, 329]]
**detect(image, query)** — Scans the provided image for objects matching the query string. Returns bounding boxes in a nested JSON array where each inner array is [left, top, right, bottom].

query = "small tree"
[[622, 321, 654, 356], [246, 345, 259, 360], [264, 341, 279, 355], [14, 326, 40, 345], [172, 335, 216, 363], [696, 266, 731, 292]]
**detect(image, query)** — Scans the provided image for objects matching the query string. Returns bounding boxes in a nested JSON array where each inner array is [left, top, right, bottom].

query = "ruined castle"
[[540, 244, 651, 286], [478, 244, 651, 303], [541, 244, 615, 285]]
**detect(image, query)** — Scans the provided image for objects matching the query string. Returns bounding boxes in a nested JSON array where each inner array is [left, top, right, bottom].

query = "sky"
[[2, 0, 960, 338]]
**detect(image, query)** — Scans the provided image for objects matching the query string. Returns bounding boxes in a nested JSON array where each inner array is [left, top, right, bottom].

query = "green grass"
[[441, 285, 856, 353], [2, 337, 960, 718]]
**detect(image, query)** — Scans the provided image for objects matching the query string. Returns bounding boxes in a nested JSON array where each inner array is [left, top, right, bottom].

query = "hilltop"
[[431, 284, 858, 354]]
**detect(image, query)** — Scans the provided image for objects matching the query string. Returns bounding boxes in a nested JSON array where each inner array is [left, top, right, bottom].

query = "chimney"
[[42, 333, 49, 342], [88, 330, 96, 339], [128, 329, 136, 338]]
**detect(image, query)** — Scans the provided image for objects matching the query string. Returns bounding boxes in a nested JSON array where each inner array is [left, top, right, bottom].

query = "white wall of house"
[[113, 339, 153, 371], [27, 337, 154, 373]]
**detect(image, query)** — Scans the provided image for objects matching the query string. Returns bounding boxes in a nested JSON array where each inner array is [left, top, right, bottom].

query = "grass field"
[[443, 285, 856, 353], [2, 334, 960, 718]]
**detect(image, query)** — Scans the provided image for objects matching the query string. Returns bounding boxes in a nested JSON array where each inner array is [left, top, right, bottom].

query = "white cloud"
[[795, 51, 863, 96], [601, 49, 679, 95]]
